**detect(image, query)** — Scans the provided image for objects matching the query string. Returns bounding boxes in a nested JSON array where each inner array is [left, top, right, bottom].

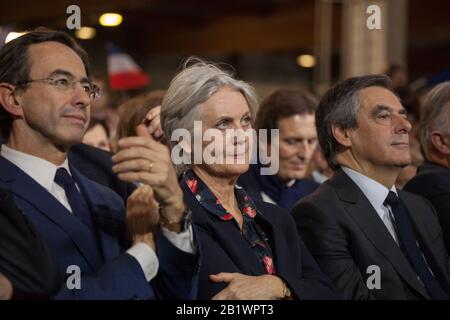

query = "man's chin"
[[54, 135, 84, 151], [395, 160, 412, 168], [278, 172, 306, 182]]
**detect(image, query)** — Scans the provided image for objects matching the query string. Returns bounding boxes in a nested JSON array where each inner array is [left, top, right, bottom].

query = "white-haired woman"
[[160, 59, 336, 300], [113, 58, 336, 300]]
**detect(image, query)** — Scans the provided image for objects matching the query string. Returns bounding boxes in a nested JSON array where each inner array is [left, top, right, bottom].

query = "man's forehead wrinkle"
[[27, 42, 86, 79]]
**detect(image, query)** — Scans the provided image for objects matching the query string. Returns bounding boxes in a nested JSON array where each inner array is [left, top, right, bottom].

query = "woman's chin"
[[207, 163, 250, 178]]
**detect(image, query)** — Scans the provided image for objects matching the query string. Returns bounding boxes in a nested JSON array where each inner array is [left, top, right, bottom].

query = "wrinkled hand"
[[143, 106, 164, 141], [126, 185, 159, 250], [210, 272, 284, 300], [113, 124, 185, 224], [0, 272, 13, 300]]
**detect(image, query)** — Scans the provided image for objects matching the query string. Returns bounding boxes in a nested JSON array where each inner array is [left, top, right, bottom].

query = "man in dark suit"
[[291, 75, 450, 299], [1, 187, 60, 299], [404, 82, 450, 255], [0, 29, 198, 299]]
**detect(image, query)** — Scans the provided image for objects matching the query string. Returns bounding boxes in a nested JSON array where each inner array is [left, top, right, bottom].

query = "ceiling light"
[[75, 27, 96, 40], [99, 13, 123, 27], [297, 54, 316, 68]]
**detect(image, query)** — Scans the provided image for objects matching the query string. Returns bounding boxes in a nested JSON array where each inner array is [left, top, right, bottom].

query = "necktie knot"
[[54, 168, 75, 188], [384, 191, 399, 208]]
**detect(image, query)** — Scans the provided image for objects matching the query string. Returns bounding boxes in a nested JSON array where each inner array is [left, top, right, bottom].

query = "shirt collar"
[[286, 179, 296, 187], [341, 166, 397, 210], [1, 144, 71, 192], [183, 169, 258, 221]]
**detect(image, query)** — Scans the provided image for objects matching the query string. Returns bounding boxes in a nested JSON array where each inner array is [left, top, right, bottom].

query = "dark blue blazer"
[[0, 155, 199, 300], [181, 181, 336, 300]]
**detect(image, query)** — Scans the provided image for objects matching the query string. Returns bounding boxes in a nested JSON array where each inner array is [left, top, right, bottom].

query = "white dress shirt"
[[342, 166, 399, 244], [311, 170, 329, 184], [1, 144, 195, 282], [260, 179, 296, 204]]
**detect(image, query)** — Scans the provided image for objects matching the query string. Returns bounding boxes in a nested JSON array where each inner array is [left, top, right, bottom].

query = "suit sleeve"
[[151, 227, 200, 300], [424, 187, 450, 256], [0, 190, 60, 299], [275, 211, 337, 300], [280, 234, 337, 300], [189, 223, 244, 300], [291, 201, 376, 300], [54, 229, 199, 300], [54, 252, 155, 300]]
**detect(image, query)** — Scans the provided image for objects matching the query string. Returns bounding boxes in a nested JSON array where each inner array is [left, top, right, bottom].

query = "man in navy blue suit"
[[0, 28, 198, 299]]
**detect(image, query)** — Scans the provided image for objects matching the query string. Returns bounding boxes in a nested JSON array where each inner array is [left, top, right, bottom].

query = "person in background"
[[238, 89, 319, 210], [306, 146, 334, 184], [385, 64, 408, 91], [89, 76, 120, 149], [82, 117, 111, 152], [404, 81, 450, 254], [116, 90, 165, 142]]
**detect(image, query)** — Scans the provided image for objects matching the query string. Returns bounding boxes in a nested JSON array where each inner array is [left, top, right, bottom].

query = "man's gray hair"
[[420, 82, 450, 159], [160, 57, 258, 173], [316, 74, 392, 170]]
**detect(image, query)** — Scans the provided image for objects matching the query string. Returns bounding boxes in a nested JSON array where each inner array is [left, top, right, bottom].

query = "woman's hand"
[[144, 106, 164, 141], [210, 272, 285, 300], [113, 124, 186, 226]]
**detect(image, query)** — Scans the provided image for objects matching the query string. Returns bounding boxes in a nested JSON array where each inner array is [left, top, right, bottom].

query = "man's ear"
[[332, 124, 352, 148], [0, 83, 23, 117], [431, 131, 450, 155]]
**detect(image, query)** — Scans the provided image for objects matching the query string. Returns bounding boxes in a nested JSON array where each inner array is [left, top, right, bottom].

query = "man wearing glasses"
[[0, 28, 198, 299]]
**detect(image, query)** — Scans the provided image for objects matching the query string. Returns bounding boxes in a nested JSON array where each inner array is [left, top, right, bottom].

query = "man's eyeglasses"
[[16, 76, 101, 100]]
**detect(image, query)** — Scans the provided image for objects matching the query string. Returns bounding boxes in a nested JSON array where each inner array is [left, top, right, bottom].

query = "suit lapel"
[[4, 163, 102, 271], [332, 169, 429, 298], [71, 167, 122, 261], [0, 156, 123, 270], [400, 191, 450, 290]]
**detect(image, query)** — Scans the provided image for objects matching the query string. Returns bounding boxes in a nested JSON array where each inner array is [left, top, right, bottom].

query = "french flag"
[[107, 44, 150, 90]]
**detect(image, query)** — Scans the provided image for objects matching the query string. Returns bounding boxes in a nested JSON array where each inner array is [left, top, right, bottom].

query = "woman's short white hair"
[[160, 57, 258, 172]]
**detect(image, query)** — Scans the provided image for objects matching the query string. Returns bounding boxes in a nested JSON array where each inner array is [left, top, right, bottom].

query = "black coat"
[[181, 180, 337, 300], [0, 187, 60, 299], [404, 163, 450, 255], [291, 168, 450, 300]]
